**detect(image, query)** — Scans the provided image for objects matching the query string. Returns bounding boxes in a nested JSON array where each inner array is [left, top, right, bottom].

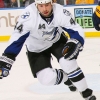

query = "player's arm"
[[61, 9, 84, 60], [92, 1, 100, 31], [0, 25, 30, 79], [0, 10, 31, 79]]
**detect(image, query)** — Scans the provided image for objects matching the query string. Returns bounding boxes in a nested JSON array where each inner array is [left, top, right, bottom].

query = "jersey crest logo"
[[38, 24, 46, 29], [21, 11, 30, 19], [63, 9, 71, 16], [42, 27, 59, 41], [42, 28, 55, 37]]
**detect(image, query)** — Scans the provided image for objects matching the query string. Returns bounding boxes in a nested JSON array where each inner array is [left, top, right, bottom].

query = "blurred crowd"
[[0, 0, 99, 8], [0, 0, 29, 8]]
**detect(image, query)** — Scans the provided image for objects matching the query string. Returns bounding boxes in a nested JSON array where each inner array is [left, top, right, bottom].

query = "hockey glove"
[[0, 53, 15, 79], [92, 1, 100, 31], [62, 39, 83, 60]]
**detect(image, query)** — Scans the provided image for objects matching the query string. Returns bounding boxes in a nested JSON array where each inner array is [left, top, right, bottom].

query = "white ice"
[[0, 38, 100, 100]]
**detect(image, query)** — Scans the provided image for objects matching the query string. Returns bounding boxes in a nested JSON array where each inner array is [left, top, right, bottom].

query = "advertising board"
[[0, 5, 99, 41]]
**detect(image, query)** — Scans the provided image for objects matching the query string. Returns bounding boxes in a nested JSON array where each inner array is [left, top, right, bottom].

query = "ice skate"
[[68, 84, 77, 92], [81, 88, 96, 100], [64, 79, 77, 92], [84, 95, 96, 100]]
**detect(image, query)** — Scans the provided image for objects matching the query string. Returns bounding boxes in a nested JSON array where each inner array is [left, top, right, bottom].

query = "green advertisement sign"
[[74, 8, 94, 28]]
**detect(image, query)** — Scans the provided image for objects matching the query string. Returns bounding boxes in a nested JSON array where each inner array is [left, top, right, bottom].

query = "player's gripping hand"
[[0, 54, 15, 79], [62, 39, 83, 60]]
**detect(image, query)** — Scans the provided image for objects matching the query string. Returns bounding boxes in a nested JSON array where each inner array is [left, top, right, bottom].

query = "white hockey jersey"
[[4, 3, 85, 57]]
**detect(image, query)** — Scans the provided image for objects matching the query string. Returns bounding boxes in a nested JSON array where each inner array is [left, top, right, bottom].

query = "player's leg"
[[59, 58, 96, 100], [51, 34, 77, 91], [36, 68, 68, 85], [26, 49, 68, 85], [51, 34, 96, 100]]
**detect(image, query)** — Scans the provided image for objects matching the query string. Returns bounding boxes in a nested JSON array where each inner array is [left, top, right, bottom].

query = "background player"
[[92, 1, 100, 31]]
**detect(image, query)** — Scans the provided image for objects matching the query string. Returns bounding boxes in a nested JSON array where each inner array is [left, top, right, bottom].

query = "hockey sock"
[[67, 67, 88, 92]]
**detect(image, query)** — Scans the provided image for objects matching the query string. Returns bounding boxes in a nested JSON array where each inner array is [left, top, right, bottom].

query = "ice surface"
[[0, 38, 100, 100]]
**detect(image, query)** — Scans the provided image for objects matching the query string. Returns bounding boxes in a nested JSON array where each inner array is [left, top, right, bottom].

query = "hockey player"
[[92, 1, 100, 31], [0, 0, 96, 100]]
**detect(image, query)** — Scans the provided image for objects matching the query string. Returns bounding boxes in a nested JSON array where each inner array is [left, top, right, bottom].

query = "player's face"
[[37, 2, 52, 17]]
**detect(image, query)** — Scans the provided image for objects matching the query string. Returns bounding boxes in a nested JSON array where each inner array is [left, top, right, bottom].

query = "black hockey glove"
[[0, 53, 15, 79], [62, 39, 83, 60], [92, 1, 100, 31]]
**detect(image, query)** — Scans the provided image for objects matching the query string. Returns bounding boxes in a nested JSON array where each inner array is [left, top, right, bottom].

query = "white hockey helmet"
[[35, 0, 52, 4]]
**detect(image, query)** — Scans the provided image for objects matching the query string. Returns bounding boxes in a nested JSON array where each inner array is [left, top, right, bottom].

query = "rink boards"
[[0, 4, 99, 41]]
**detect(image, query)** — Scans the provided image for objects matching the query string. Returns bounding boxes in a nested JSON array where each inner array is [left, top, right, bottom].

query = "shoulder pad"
[[18, 11, 31, 23], [17, 6, 35, 23]]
